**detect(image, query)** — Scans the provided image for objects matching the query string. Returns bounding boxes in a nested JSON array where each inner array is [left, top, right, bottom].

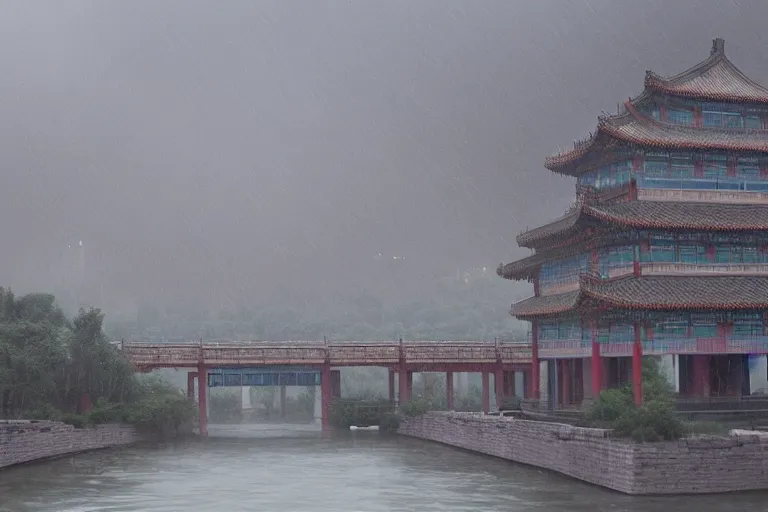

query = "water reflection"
[[0, 424, 767, 511]]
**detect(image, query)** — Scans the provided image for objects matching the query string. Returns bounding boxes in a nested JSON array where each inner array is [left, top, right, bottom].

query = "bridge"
[[120, 340, 534, 435]]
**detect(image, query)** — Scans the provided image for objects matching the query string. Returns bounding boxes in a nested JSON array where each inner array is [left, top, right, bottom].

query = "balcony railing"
[[642, 262, 768, 276], [537, 336, 768, 358], [635, 174, 768, 204]]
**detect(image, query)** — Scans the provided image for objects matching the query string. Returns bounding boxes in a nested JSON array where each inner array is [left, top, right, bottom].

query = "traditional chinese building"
[[498, 39, 768, 407]]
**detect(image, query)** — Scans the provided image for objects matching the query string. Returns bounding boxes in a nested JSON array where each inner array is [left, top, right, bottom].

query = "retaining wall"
[[0, 421, 138, 469], [398, 412, 768, 495]]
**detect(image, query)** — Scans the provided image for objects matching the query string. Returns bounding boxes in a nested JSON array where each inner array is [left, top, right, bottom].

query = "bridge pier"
[[388, 369, 395, 404], [407, 371, 413, 400], [313, 385, 322, 424], [187, 371, 196, 401], [494, 367, 504, 409], [481, 372, 490, 414], [398, 365, 409, 404], [446, 371, 454, 410], [198, 365, 208, 437], [321, 363, 332, 431]]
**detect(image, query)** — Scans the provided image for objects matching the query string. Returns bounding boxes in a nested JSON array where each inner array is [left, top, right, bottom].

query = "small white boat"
[[349, 425, 380, 431]]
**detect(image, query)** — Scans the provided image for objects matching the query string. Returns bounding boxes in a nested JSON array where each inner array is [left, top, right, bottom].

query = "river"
[[1, 424, 767, 511]]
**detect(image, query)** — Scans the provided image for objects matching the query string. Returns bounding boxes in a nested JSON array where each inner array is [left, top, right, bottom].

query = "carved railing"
[[120, 340, 533, 368], [401, 342, 498, 364], [329, 343, 400, 365], [538, 340, 590, 357], [635, 176, 768, 204], [642, 262, 768, 276]]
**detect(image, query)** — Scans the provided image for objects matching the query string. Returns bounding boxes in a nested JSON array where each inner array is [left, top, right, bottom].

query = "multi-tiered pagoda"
[[499, 39, 768, 407]]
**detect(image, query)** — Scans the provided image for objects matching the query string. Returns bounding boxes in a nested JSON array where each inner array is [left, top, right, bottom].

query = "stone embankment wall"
[[398, 412, 768, 495], [0, 421, 138, 469]]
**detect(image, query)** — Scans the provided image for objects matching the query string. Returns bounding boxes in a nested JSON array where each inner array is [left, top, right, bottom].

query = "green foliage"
[[613, 400, 684, 442], [585, 387, 634, 425], [378, 412, 400, 432], [124, 391, 197, 439], [585, 357, 684, 442], [61, 413, 90, 429], [0, 289, 196, 439], [400, 398, 432, 417]]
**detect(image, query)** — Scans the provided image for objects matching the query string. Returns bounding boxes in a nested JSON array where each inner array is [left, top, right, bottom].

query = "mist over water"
[[1, 1, 767, 336], [2, 425, 768, 511]]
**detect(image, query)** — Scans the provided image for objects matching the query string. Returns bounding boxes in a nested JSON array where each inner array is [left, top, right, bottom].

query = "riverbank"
[[398, 411, 768, 495], [0, 420, 138, 469]]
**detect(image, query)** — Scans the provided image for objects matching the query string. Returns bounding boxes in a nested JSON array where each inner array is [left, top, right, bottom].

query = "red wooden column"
[[692, 355, 711, 397], [591, 321, 602, 398], [504, 371, 516, 398], [321, 362, 332, 431], [398, 367, 410, 404], [398, 340, 410, 404], [388, 369, 396, 404], [632, 322, 643, 406], [495, 365, 504, 409], [481, 371, 491, 413], [198, 364, 208, 437], [561, 360, 571, 406], [407, 371, 414, 398], [446, 371, 454, 410], [187, 371, 197, 401], [531, 319, 540, 400]]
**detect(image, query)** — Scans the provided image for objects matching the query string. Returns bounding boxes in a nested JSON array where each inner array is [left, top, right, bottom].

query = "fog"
[[1, 1, 767, 335]]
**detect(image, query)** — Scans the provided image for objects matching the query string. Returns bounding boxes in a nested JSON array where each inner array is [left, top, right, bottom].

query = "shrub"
[[61, 413, 90, 429], [88, 399, 128, 424], [584, 357, 684, 442], [124, 391, 197, 439], [378, 412, 400, 432], [612, 400, 684, 442], [23, 403, 63, 422], [400, 398, 431, 417], [584, 387, 633, 426]]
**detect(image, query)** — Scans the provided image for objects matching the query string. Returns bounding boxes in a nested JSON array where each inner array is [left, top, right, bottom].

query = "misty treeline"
[[105, 271, 527, 342], [0, 288, 195, 435]]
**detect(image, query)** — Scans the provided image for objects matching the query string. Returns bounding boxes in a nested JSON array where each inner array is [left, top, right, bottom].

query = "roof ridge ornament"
[[711, 37, 725, 56]]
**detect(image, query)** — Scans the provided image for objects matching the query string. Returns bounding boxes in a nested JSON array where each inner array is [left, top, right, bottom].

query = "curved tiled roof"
[[497, 250, 566, 281], [516, 201, 768, 249], [510, 275, 768, 319], [582, 275, 768, 310], [510, 290, 581, 319], [516, 204, 584, 247], [545, 107, 768, 173], [545, 39, 768, 175], [645, 38, 768, 104]]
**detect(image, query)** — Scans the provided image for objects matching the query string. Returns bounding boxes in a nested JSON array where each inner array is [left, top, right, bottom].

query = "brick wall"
[[398, 412, 768, 495], [0, 421, 138, 469]]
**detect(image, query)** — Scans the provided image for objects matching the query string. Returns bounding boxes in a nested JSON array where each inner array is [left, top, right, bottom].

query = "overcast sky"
[[1, 0, 767, 310]]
